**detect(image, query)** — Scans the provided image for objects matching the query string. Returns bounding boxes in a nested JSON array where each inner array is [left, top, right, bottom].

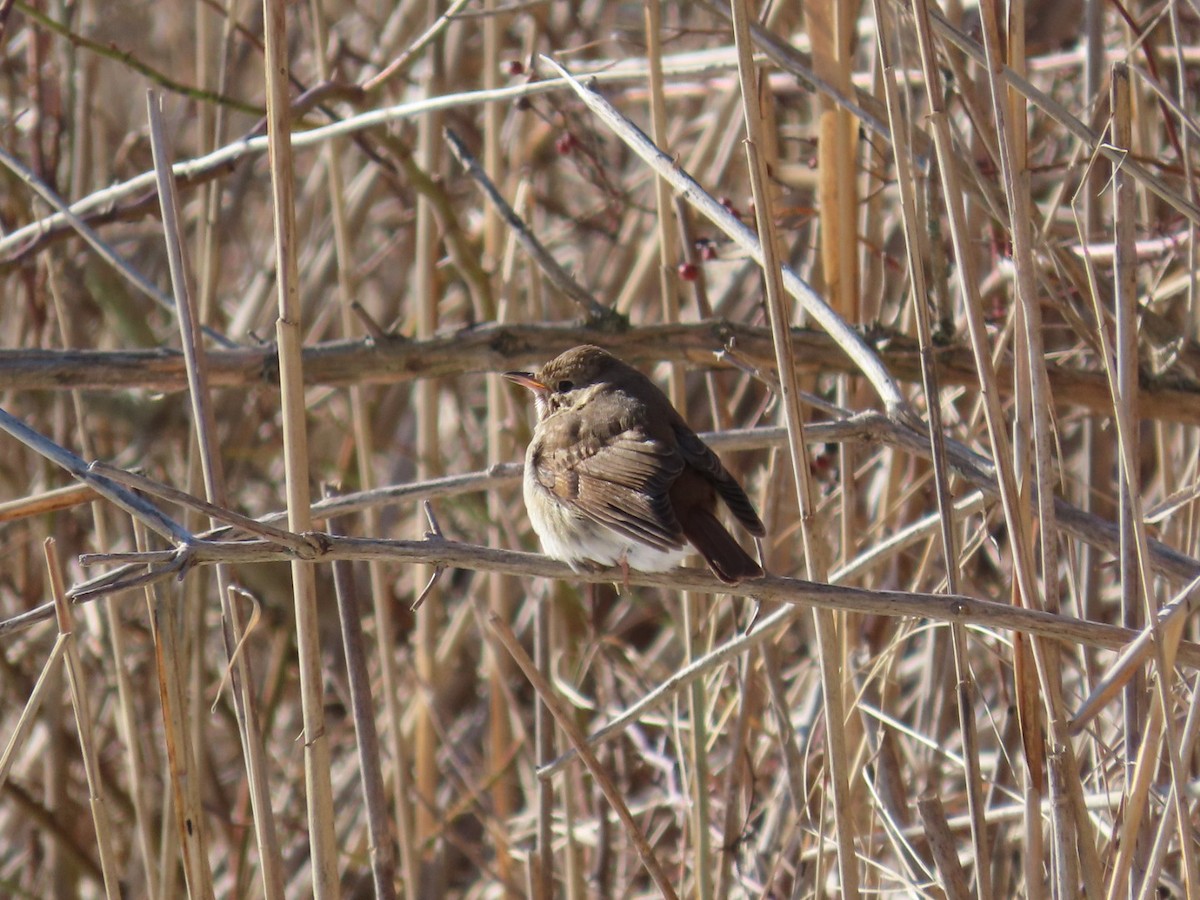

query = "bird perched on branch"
[[505, 345, 765, 584]]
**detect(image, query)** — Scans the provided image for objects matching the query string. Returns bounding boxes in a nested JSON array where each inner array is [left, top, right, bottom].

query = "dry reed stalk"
[[45, 539, 121, 898], [260, 0, 338, 892], [309, 1, 420, 891], [872, 4, 993, 891], [45, 237, 162, 895], [488, 614, 680, 899], [643, 6, 718, 900], [479, 7, 524, 891], [411, 0, 445, 888], [149, 89, 286, 899], [326, 502, 397, 898], [980, 2, 1084, 893], [1110, 61, 1198, 893]]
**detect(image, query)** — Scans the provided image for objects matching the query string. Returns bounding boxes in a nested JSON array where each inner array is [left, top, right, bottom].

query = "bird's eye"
[[556, 379, 574, 392]]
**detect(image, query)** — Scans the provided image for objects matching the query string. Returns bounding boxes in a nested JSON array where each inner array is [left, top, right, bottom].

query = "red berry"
[[695, 238, 718, 261], [555, 133, 577, 155], [811, 453, 835, 481], [504, 60, 525, 76], [677, 262, 699, 281]]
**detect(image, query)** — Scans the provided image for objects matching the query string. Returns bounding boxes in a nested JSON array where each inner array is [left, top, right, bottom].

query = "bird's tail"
[[682, 509, 764, 584]]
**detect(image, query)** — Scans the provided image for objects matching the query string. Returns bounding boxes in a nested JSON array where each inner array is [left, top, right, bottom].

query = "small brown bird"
[[505, 345, 765, 584]]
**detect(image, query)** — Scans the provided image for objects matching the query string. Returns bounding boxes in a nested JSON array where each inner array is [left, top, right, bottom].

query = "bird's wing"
[[531, 426, 686, 551], [673, 425, 766, 536]]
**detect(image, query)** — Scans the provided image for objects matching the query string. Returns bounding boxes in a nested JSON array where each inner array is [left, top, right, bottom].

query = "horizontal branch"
[[1, 321, 1197, 425], [6, 535, 1191, 669]]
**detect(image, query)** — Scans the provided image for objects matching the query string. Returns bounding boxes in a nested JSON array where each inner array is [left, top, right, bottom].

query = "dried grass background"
[[1, 0, 1200, 897]]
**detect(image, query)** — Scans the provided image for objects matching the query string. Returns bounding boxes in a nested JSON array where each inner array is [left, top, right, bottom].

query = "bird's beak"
[[503, 371, 547, 393]]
